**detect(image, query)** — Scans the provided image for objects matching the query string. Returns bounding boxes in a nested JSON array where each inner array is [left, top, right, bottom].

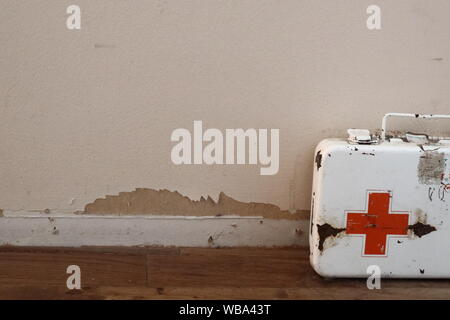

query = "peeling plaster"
[[83, 188, 308, 220]]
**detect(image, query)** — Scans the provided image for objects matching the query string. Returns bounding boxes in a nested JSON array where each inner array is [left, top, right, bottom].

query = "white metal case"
[[310, 113, 450, 278]]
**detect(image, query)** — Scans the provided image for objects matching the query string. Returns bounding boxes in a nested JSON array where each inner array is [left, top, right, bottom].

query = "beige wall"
[[1, 0, 449, 213]]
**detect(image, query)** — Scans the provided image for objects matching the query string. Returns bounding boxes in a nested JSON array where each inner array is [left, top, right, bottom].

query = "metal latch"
[[347, 129, 376, 144], [405, 133, 429, 144]]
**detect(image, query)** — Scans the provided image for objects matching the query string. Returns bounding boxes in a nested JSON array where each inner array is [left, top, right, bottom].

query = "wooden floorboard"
[[0, 246, 450, 299]]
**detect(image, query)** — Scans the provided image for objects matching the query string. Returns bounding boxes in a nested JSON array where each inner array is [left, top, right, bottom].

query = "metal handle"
[[381, 113, 450, 141]]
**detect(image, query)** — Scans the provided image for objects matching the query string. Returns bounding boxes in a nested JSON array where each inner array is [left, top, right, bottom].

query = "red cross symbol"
[[346, 192, 409, 256]]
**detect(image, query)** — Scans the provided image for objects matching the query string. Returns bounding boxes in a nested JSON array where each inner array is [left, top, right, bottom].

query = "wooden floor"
[[1, 246, 450, 299]]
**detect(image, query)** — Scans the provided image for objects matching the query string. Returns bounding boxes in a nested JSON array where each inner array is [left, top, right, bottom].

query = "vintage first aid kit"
[[310, 113, 450, 278]]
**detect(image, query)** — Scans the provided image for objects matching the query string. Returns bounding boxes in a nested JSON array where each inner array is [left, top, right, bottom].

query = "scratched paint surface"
[[418, 152, 446, 185]]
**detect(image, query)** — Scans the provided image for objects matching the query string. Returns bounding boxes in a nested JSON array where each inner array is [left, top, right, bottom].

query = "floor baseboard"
[[0, 211, 309, 247]]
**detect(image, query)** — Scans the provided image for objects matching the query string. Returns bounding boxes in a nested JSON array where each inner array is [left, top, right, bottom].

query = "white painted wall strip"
[[0, 212, 308, 247]]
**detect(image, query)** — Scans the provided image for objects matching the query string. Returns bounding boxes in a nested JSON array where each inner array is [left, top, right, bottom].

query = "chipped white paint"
[[0, 211, 308, 247]]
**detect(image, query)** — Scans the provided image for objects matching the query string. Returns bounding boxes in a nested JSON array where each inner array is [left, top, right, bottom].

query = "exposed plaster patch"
[[83, 188, 307, 220]]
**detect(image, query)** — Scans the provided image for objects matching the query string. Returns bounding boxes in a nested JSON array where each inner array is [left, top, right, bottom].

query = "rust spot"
[[315, 151, 322, 171], [83, 188, 307, 220], [317, 223, 345, 251], [408, 222, 436, 238], [0, 209, 3, 217]]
